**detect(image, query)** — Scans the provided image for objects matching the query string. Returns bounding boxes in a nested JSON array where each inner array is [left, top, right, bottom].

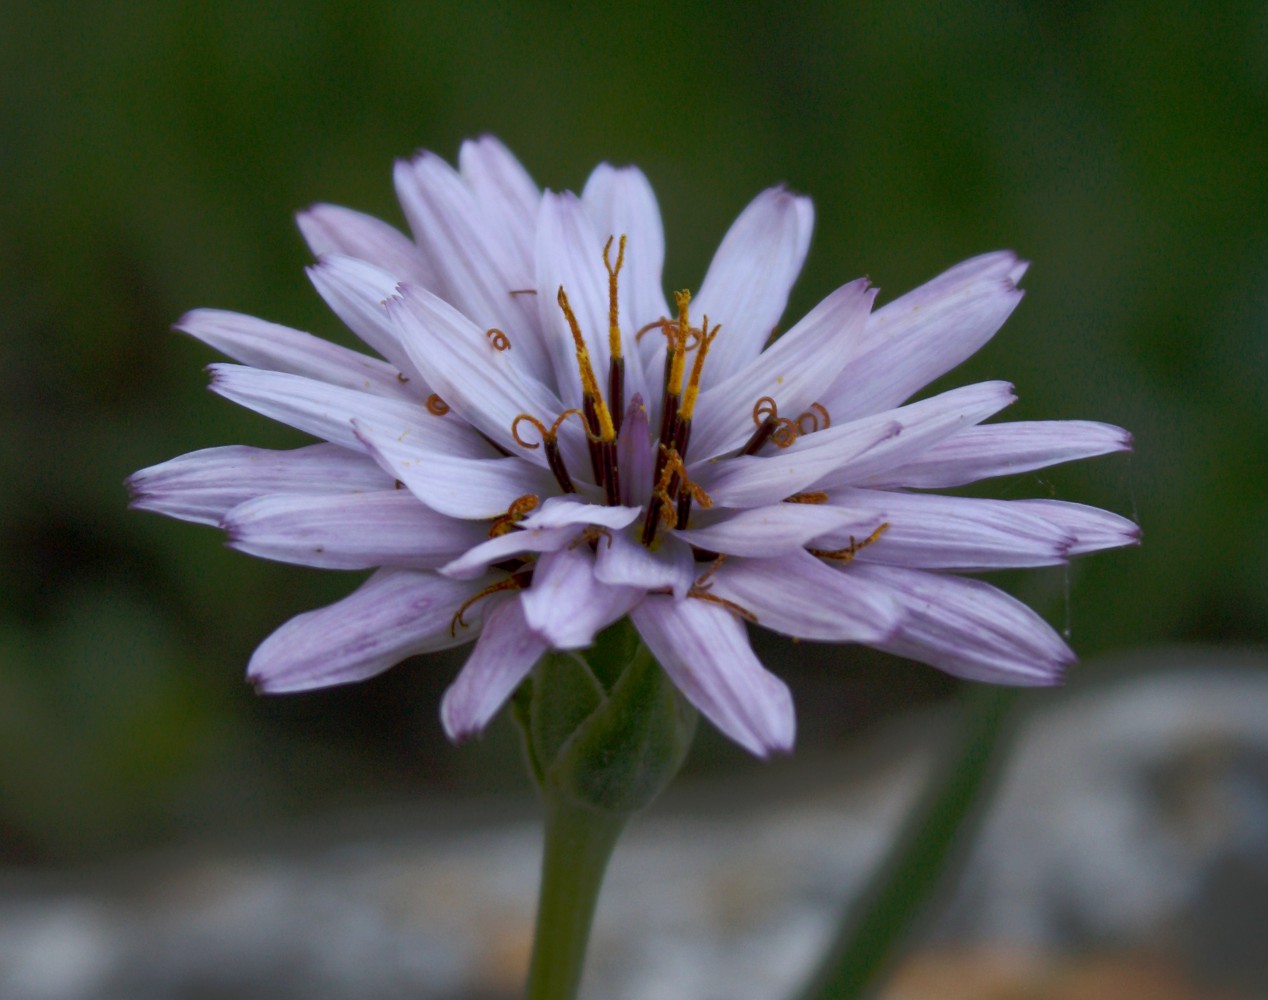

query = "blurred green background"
[[0, 1, 1263, 864]]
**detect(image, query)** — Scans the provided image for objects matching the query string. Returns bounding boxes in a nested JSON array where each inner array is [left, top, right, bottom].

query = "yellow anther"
[[653, 446, 713, 525], [486, 328, 511, 351], [808, 522, 891, 563], [680, 318, 720, 421], [604, 234, 626, 361], [450, 575, 526, 635], [556, 286, 616, 442], [667, 290, 692, 397], [425, 394, 450, 416], [488, 494, 540, 537]]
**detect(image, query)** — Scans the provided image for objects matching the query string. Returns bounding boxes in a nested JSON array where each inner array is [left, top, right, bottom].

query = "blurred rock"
[[1, 648, 1265, 999]]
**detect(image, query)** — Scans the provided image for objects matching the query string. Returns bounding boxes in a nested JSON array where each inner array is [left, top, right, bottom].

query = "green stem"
[[794, 685, 1016, 1000], [525, 793, 628, 1000]]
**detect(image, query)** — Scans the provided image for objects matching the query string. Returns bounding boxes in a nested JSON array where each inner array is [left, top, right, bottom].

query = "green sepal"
[[515, 618, 698, 816], [530, 650, 605, 775], [548, 639, 696, 814]]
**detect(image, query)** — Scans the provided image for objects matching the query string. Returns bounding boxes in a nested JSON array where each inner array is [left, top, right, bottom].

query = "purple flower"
[[129, 137, 1137, 757]]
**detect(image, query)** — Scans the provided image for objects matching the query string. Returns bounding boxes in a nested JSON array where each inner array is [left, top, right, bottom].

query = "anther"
[[604, 235, 628, 434], [807, 522, 891, 563], [679, 318, 720, 421], [425, 394, 450, 416], [486, 328, 511, 351], [556, 287, 616, 443]]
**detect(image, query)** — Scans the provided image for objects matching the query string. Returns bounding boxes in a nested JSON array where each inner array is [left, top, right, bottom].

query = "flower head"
[[129, 137, 1137, 757]]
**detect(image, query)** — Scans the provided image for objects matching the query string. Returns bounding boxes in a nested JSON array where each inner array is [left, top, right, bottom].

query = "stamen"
[[692, 553, 729, 591], [450, 574, 528, 636], [679, 318, 720, 421], [635, 317, 673, 342], [785, 491, 829, 504], [687, 589, 758, 623], [425, 394, 450, 416], [649, 446, 712, 535], [488, 494, 540, 537], [807, 522, 891, 563], [568, 525, 614, 550], [486, 328, 511, 351], [556, 287, 616, 443], [604, 235, 628, 434], [740, 396, 799, 455], [796, 402, 831, 435], [603, 235, 626, 362], [511, 409, 590, 449], [667, 290, 692, 399], [510, 410, 585, 494]]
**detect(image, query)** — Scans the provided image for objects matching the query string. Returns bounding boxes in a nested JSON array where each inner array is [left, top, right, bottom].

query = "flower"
[[128, 136, 1138, 757]]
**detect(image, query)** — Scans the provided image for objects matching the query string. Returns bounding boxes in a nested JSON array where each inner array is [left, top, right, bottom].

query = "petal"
[[849, 563, 1073, 685], [1008, 499, 1140, 555], [581, 163, 671, 332], [822, 488, 1075, 571], [630, 596, 795, 757], [458, 134, 541, 270], [306, 254, 426, 384], [248, 569, 488, 692], [519, 495, 642, 531], [208, 364, 493, 457], [520, 546, 642, 649], [127, 443, 391, 526], [810, 381, 1017, 490], [867, 420, 1133, 489], [535, 191, 614, 406], [296, 203, 437, 288], [697, 418, 902, 509], [594, 530, 696, 600], [706, 549, 903, 643], [818, 252, 1027, 421], [393, 151, 551, 384], [176, 308, 414, 400], [691, 187, 814, 388], [223, 491, 486, 570], [689, 278, 876, 459], [441, 596, 547, 741], [440, 525, 577, 580], [387, 284, 565, 463], [673, 503, 870, 557], [351, 416, 556, 520]]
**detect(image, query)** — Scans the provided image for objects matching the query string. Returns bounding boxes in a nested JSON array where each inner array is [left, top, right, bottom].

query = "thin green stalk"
[[525, 794, 627, 1000], [795, 685, 1017, 1000]]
